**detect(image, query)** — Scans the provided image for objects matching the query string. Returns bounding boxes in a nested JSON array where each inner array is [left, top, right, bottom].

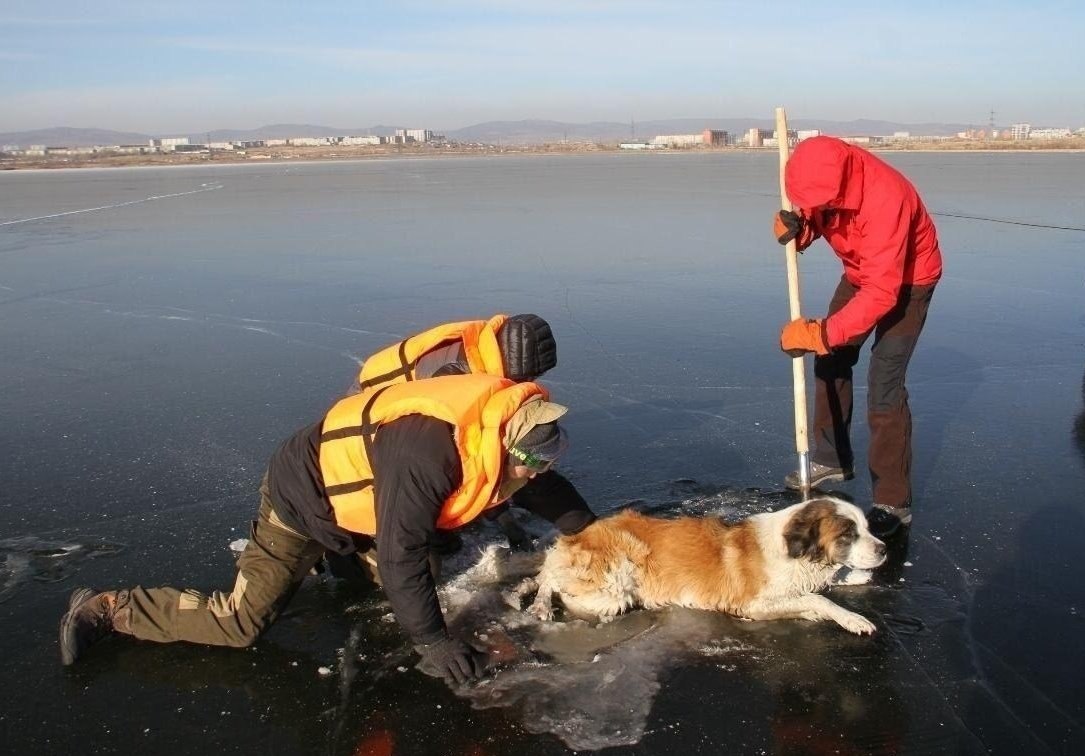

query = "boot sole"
[[59, 587, 98, 666], [784, 469, 854, 491]]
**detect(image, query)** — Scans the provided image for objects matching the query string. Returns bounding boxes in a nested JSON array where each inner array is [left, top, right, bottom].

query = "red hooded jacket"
[[785, 136, 942, 346]]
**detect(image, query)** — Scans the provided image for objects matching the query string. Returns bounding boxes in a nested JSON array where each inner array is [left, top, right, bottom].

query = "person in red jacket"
[[772, 136, 942, 537]]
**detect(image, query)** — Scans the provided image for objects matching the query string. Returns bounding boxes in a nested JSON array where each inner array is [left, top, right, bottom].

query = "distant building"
[[288, 137, 331, 146], [619, 142, 651, 150], [650, 133, 704, 147], [395, 128, 433, 143], [745, 128, 773, 147], [1029, 127, 1071, 139], [702, 129, 728, 146], [150, 137, 190, 152], [340, 135, 382, 146], [208, 142, 235, 150], [1010, 123, 1031, 140], [773, 129, 798, 147], [796, 129, 822, 141], [264, 139, 288, 147]]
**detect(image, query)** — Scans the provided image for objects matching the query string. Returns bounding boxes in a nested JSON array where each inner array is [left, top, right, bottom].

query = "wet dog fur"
[[511, 496, 886, 635]]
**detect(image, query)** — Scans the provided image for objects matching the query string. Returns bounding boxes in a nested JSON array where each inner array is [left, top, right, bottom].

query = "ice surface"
[[3, 154, 1084, 754]]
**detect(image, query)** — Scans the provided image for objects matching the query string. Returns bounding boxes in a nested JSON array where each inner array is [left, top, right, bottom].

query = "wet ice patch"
[[431, 495, 786, 751], [464, 634, 662, 749], [0, 536, 125, 602], [453, 604, 727, 751], [881, 584, 967, 635]]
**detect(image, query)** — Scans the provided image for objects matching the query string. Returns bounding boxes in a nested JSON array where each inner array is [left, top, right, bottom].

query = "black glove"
[[493, 510, 534, 552], [414, 637, 488, 685], [773, 209, 804, 245]]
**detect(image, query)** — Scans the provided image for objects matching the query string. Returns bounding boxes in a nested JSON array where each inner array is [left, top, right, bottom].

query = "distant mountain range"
[[1, 118, 978, 148]]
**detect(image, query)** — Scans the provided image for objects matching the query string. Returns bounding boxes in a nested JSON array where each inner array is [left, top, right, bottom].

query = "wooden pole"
[[774, 107, 811, 495]]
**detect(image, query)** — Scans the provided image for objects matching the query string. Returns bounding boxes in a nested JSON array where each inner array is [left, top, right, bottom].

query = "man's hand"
[[493, 510, 534, 552], [415, 637, 489, 685], [773, 210, 804, 245], [780, 318, 830, 357]]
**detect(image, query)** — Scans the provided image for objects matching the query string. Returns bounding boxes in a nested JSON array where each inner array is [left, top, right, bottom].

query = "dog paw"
[[501, 589, 524, 611], [838, 611, 876, 635], [527, 600, 554, 622]]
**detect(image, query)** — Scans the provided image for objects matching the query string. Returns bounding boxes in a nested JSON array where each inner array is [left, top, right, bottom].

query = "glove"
[[493, 510, 534, 552], [414, 637, 489, 685], [780, 318, 830, 357], [773, 210, 804, 245]]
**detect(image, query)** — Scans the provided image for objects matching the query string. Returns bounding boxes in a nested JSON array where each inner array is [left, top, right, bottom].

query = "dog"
[[511, 496, 886, 635]]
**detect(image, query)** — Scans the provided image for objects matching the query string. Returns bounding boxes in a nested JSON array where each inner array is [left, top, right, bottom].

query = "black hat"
[[498, 314, 556, 381]]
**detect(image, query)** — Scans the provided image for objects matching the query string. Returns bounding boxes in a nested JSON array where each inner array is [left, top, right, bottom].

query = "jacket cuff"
[[412, 628, 450, 648], [554, 510, 596, 536]]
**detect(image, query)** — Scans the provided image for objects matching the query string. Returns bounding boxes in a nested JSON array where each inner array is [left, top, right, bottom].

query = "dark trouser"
[[114, 478, 326, 647], [812, 277, 935, 508]]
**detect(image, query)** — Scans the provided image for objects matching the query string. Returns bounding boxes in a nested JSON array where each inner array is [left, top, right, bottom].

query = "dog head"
[[783, 497, 886, 569]]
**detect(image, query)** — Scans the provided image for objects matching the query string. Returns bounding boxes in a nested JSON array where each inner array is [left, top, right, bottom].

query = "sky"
[[2, 0, 1083, 134]]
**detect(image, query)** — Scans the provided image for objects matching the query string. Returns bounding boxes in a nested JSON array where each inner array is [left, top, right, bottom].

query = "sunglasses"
[[508, 446, 553, 472]]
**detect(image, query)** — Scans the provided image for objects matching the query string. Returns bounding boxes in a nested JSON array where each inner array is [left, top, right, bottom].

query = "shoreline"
[[2, 142, 1083, 173]]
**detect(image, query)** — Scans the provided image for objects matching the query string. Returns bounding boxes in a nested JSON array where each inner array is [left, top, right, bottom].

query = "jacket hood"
[[785, 136, 859, 210]]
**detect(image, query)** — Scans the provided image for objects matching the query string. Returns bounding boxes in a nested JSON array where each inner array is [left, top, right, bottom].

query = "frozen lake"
[[1, 152, 1083, 754]]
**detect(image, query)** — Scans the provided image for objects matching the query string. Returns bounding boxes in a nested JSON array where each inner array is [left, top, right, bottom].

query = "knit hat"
[[498, 314, 557, 381]]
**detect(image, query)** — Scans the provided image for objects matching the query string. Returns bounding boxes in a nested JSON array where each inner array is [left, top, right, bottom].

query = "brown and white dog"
[[512, 496, 886, 635]]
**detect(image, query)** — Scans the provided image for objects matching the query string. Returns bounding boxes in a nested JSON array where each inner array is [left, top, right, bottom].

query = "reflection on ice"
[[0, 536, 125, 602]]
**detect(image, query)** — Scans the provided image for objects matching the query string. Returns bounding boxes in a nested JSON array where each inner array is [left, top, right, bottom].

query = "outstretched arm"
[[511, 470, 596, 535]]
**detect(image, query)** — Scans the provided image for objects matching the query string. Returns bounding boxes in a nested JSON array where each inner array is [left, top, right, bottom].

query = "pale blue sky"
[[2, 0, 1082, 133]]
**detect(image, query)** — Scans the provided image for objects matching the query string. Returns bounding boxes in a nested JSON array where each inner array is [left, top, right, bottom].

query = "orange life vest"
[[319, 373, 546, 535], [356, 315, 508, 391]]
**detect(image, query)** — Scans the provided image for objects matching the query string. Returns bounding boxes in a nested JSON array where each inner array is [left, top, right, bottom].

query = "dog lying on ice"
[[511, 496, 886, 635]]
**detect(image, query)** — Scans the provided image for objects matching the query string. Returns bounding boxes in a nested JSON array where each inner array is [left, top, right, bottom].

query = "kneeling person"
[[60, 374, 594, 686]]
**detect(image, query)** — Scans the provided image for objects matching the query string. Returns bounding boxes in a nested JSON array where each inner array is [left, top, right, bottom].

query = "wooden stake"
[[774, 107, 811, 495]]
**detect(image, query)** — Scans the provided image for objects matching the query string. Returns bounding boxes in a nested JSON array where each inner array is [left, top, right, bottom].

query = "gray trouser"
[[812, 277, 936, 508], [116, 481, 326, 647]]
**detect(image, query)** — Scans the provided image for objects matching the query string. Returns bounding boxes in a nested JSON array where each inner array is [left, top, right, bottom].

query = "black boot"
[[59, 588, 119, 666], [866, 504, 913, 539]]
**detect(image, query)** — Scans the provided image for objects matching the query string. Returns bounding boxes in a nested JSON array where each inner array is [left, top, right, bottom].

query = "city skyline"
[[2, 0, 1083, 133]]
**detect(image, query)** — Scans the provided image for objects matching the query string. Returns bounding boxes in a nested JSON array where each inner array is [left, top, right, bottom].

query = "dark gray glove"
[[493, 510, 534, 552], [414, 637, 488, 685]]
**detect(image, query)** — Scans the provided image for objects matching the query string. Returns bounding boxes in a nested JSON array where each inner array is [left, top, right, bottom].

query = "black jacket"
[[265, 414, 594, 644]]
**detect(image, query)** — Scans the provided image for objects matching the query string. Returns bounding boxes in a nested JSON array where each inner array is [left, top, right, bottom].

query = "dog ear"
[[784, 506, 826, 561]]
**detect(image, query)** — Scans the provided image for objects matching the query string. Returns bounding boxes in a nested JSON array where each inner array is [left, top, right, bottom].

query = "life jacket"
[[319, 373, 546, 535], [357, 315, 508, 391]]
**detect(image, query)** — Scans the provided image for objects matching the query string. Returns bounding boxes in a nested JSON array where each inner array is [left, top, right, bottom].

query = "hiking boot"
[[784, 461, 854, 491], [59, 588, 118, 666], [866, 504, 913, 539]]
